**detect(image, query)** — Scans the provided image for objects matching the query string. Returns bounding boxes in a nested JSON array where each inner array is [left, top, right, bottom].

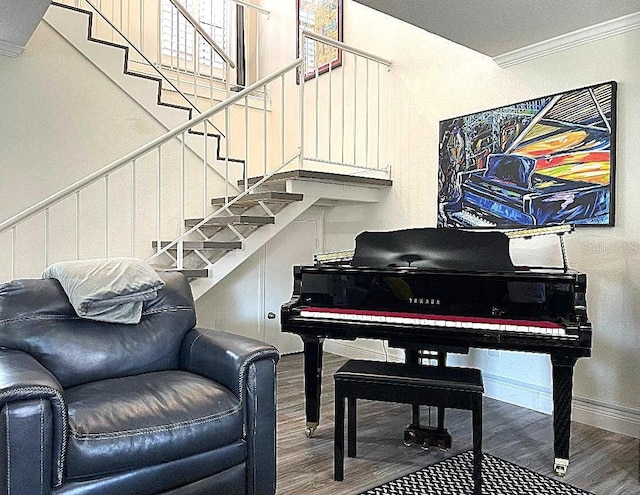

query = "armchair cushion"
[[65, 370, 243, 480]]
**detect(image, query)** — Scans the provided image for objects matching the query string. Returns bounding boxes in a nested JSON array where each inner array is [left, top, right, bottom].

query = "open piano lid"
[[350, 227, 515, 272]]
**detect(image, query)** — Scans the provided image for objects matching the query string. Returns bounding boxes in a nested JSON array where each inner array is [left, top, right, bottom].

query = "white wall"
[[0, 21, 168, 224], [317, 1, 639, 437]]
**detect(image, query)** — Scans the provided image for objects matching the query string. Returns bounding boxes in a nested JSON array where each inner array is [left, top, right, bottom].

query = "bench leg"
[[472, 396, 483, 495], [334, 392, 345, 481], [348, 397, 357, 458]]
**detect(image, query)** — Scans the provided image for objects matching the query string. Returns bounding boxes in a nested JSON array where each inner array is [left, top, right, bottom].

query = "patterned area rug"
[[359, 451, 593, 495]]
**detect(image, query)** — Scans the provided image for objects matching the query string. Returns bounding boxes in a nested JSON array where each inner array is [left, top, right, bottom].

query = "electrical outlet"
[[488, 349, 501, 358]]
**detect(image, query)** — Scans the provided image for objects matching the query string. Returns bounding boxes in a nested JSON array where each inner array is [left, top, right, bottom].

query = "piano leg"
[[551, 354, 578, 476], [302, 336, 324, 437]]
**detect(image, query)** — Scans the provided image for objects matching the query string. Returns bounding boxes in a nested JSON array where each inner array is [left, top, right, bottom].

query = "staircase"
[[151, 190, 305, 279], [44, 2, 246, 187], [0, 1, 393, 296]]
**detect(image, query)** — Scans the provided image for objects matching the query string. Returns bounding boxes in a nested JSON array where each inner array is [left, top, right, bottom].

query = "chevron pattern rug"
[[359, 451, 593, 495]]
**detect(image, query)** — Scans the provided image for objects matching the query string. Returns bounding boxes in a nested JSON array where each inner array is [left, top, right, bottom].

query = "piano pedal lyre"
[[403, 424, 452, 451]]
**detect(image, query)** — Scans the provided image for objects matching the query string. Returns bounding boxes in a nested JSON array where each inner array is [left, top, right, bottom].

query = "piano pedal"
[[403, 430, 417, 446], [437, 438, 449, 452], [404, 424, 452, 451]]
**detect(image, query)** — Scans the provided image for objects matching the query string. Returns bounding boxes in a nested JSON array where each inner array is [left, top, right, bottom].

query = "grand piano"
[[280, 227, 592, 476]]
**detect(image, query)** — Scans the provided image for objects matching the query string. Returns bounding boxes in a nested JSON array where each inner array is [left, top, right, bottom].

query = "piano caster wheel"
[[403, 431, 417, 447], [554, 458, 569, 477], [421, 440, 431, 451], [305, 423, 318, 438]]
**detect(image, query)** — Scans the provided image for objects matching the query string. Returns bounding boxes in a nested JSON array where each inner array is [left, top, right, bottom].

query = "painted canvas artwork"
[[437, 81, 616, 228]]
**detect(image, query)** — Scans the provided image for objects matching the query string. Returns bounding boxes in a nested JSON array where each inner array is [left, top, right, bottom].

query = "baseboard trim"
[[573, 395, 640, 439], [494, 11, 640, 67], [325, 340, 403, 362], [325, 341, 640, 438]]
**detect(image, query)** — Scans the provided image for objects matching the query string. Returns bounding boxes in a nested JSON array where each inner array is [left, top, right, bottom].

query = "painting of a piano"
[[438, 81, 616, 228]]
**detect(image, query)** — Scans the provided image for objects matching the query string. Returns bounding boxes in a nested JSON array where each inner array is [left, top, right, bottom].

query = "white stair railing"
[[0, 33, 391, 282]]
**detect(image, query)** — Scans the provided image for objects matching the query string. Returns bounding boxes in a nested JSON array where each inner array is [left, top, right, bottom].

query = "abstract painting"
[[438, 81, 616, 228], [297, 0, 343, 80]]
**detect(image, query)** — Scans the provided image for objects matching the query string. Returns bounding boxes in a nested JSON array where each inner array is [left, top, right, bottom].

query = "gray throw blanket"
[[43, 258, 165, 324]]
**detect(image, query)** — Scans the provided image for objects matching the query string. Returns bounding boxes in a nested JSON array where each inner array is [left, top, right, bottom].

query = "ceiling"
[[0, 0, 51, 57], [353, 0, 640, 58], [3, 0, 639, 59]]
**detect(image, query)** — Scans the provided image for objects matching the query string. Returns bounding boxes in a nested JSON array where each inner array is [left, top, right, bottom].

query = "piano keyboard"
[[449, 209, 497, 228], [299, 307, 574, 338]]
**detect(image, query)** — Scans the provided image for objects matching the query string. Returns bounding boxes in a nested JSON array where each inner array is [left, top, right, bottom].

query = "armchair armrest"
[[179, 328, 279, 401], [180, 328, 280, 495], [0, 349, 67, 490]]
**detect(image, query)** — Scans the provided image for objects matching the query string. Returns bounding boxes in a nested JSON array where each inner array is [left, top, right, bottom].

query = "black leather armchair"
[[0, 271, 279, 495]]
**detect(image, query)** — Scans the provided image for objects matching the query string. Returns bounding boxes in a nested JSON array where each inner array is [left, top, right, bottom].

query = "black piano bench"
[[333, 359, 484, 494]]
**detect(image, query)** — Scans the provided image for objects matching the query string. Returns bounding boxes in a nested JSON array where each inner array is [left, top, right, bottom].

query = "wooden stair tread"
[[185, 215, 275, 227], [240, 170, 393, 188], [210, 191, 304, 207], [153, 267, 209, 279], [152, 240, 242, 250]]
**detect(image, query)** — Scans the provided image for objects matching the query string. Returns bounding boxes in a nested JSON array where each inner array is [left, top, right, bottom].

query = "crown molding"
[[0, 39, 25, 58], [494, 11, 640, 68]]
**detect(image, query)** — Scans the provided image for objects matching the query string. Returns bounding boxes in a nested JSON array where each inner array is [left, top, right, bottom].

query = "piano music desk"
[[334, 359, 483, 494]]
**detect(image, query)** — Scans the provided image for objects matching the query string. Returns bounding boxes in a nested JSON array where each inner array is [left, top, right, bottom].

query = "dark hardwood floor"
[[276, 353, 639, 495]]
